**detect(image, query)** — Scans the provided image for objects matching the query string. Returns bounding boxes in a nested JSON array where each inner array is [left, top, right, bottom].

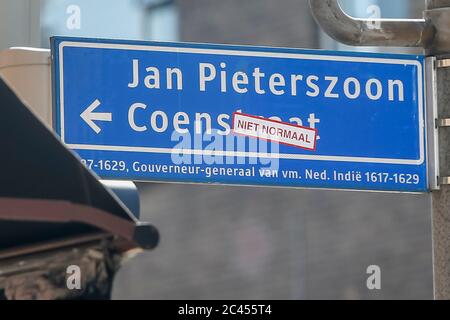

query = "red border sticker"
[[232, 112, 318, 151]]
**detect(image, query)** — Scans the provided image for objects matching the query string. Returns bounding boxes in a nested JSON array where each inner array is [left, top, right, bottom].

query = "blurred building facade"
[[0, 0, 433, 299]]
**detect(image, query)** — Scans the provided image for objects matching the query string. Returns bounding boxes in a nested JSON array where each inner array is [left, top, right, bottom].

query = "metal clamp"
[[435, 58, 450, 186], [437, 59, 450, 68], [439, 177, 450, 185], [437, 116, 450, 186], [437, 118, 450, 127]]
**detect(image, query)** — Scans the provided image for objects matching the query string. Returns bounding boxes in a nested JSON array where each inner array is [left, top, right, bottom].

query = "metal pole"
[[309, 0, 450, 300], [427, 0, 450, 301]]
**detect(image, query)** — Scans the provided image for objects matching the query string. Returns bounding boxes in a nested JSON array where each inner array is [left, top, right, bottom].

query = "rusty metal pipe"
[[309, 0, 434, 47]]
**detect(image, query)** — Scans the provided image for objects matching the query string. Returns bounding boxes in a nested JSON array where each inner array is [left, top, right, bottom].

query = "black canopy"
[[0, 76, 158, 254]]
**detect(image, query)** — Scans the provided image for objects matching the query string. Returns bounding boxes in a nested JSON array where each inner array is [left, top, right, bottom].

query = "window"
[[39, 0, 178, 48]]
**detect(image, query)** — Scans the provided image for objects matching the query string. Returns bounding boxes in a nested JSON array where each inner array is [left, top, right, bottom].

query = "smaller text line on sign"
[[232, 112, 317, 151]]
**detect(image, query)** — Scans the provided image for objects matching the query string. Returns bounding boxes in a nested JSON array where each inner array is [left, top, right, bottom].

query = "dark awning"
[[0, 76, 158, 254]]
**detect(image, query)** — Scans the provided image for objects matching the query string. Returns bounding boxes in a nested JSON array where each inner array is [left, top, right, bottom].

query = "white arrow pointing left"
[[80, 99, 112, 134]]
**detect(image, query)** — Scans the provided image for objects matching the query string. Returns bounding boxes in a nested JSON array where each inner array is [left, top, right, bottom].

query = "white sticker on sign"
[[232, 112, 317, 151]]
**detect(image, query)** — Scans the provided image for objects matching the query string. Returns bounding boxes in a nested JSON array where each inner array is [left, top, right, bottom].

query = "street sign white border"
[[58, 41, 425, 165]]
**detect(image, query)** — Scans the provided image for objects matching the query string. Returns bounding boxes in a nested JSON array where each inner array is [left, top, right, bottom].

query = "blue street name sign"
[[51, 37, 428, 192]]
